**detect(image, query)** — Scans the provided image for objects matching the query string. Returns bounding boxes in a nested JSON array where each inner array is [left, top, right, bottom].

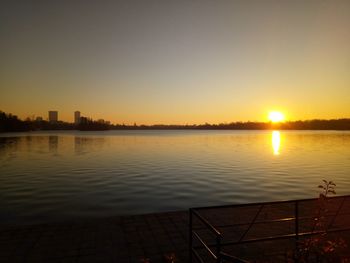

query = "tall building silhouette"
[[74, 111, 81, 125], [48, 111, 58, 123]]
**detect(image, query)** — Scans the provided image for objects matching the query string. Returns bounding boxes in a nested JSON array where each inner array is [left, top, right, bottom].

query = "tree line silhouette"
[[78, 117, 110, 131], [0, 111, 31, 132], [1, 110, 350, 132]]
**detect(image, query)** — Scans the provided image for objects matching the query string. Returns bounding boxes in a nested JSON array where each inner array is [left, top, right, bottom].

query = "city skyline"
[[3, 108, 350, 127], [1, 0, 350, 124], [4, 106, 350, 124]]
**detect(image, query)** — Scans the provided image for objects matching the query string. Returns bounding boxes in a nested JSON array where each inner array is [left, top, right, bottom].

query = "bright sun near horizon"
[[269, 111, 285, 123]]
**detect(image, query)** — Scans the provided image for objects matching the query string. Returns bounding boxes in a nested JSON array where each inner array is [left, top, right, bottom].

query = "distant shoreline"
[[1, 128, 350, 133], [1, 111, 350, 132]]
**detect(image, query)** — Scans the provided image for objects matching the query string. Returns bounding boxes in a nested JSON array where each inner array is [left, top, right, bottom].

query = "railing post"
[[216, 235, 221, 263], [189, 208, 193, 263]]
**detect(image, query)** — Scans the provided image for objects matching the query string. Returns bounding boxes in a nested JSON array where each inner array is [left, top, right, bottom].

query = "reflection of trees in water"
[[0, 137, 21, 162], [49, 136, 58, 153], [25, 135, 34, 151], [287, 133, 350, 151], [0, 137, 20, 153], [74, 136, 105, 155], [2, 135, 107, 156], [23, 135, 58, 153]]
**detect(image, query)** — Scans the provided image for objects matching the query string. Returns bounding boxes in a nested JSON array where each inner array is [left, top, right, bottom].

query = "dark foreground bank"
[[1, 196, 350, 263]]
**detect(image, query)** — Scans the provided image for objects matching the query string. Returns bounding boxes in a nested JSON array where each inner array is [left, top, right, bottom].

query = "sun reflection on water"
[[272, 130, 281, 155]]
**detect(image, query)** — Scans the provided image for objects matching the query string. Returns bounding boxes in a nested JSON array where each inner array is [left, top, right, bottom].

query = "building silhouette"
[[74, 111, 81, 125], [48, 111, 58, 123]]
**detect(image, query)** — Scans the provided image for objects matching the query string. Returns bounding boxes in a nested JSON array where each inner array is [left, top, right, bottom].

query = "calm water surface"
[[1, 130, 350, 225]]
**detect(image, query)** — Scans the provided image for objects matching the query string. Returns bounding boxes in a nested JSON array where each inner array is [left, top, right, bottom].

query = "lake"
[[1, 130, 349, 225]]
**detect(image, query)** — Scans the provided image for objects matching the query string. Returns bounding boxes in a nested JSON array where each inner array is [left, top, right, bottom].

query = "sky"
[[1, 0, 349, 124]]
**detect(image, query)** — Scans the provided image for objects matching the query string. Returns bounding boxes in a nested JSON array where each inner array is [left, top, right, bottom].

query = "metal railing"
[[189, 195, 350, 263]]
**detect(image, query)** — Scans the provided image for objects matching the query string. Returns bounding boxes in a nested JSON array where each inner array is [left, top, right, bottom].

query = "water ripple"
[[0, 130, 350, 224]]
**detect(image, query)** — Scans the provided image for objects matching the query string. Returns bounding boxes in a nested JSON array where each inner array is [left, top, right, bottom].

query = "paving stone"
[[3, 199, 350, 263]]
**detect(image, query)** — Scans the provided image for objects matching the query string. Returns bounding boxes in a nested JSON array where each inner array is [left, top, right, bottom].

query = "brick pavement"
[[0, 211, 189, 263], [1, 196, 350, 263]]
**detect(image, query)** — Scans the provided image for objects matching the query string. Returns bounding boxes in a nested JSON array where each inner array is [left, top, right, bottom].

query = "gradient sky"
[[1, 0, 349, 124]]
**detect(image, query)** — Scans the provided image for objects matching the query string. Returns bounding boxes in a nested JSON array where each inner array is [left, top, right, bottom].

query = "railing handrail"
[[191, 209, 350, 232], [192, 194, 350, 211], [192, 226, 350, 249]]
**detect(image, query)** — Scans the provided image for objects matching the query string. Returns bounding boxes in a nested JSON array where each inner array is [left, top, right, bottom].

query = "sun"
[[269, 111, 285, 123]]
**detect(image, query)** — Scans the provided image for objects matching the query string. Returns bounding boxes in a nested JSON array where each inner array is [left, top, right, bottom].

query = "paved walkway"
[[2, 196, 350, 263], [0, 211, 189, 263]]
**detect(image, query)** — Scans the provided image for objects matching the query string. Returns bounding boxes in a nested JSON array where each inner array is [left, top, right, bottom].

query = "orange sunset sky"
[[1, 0, 349, 124]]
